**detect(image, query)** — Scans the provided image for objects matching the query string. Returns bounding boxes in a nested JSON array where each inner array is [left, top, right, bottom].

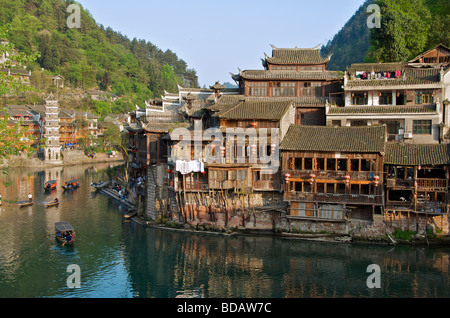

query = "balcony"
[[176, 180, 209, 191], [285, 191, 383, 205], [253, 180, 281, 191], [417, 178, 447, 190], [386, 201, 447, 215], [284, 169, 380, 181], [386, 178, 447, 190]]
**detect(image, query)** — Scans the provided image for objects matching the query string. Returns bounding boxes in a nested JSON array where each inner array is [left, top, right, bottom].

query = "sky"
[[76, 0, 366, 88]]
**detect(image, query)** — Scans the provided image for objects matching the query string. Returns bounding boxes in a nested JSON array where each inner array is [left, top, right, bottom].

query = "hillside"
[[0, 0, 199, 115], [321, 0, 373, 71], [322, 0, 449, 70]]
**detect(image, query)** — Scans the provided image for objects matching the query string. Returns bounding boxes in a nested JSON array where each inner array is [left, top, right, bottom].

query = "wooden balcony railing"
[[284, 170, 380, 181], [209, 179, 248, 190], [386, 201, 447, 214], [387, 178, 447, 189], [253, 180, 281, 191], [417, 178, 447, 189], [285, 191, 383, 205], [176, 181, 209, 191]]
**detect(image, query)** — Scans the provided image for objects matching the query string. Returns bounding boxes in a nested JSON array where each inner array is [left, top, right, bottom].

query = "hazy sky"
[[76, 0, 366, 87]]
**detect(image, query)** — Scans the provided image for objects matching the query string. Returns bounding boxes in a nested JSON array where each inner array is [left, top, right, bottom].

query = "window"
[[248, 82, 268, 96], [331, 120, 341, 127], [304, 158, 313, 170], [351, 92, 368, 105], [413, 120, 432, 135], [379, 92, 392, 105], [272, 82, 296, 97], [415, 91, 434, 104], [272, 66, 296, 70]]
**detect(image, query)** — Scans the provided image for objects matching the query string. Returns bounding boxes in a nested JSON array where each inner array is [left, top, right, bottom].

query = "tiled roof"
[[328, 105, 437, 115], [348, 62, 407, 73], [266, 47, 331, 65], [215, 100, 293, 121], [280, 125, 386, 153], [384, 143, 450, 166], [207, 95, 244, 112], [238, 70, 342, 80], [246, 96, 329, 107], [346, 68, 441, 88]]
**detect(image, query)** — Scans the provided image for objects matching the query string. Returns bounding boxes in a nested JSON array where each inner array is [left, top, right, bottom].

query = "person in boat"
[[54, 198, 59, 203], [28, 193, 33, 203]]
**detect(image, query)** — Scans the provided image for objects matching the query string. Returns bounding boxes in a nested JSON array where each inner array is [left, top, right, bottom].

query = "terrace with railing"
[[285, 191, 383, 205]]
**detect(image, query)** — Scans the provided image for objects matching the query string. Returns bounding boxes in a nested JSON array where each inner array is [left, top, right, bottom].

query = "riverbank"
[[1, 152, 125, 168], [125, 214, 450, 247]]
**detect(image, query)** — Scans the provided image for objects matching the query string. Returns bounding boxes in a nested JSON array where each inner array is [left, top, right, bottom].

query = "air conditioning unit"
[[404, 133, 413, 139]]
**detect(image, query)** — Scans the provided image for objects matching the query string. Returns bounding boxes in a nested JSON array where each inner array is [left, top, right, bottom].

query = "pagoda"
[[43, 93, 62, 164]]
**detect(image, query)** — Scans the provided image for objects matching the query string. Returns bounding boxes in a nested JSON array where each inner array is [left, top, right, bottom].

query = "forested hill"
[[0, 0, 199, 114], [321, 0, 450, 71], [320, 0, 373, 71]]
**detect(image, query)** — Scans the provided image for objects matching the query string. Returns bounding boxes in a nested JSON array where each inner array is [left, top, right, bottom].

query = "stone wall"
[[384, 211, 449, 235]]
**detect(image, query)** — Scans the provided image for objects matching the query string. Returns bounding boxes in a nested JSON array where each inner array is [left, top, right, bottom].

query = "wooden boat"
[[90, 180, 110, 190], [54, 221, 75, 246], [44, 180, 57, 192], [19, 201, 34, 208], [45, 200, 60, 208], [62, 180, 80, 191], [124, 212, 137, 219]]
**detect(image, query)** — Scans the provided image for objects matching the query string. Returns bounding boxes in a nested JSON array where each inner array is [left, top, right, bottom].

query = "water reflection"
[[0, 164, 449, 298], [122, 225, 450, 298]]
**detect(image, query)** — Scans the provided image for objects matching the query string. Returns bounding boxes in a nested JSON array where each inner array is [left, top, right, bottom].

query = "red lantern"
[[285, 173, 291, 178], [252, 122, 257, 128], [166, 169, 171, 173]]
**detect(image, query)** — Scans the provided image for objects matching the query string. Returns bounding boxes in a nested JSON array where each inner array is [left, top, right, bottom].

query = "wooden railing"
[[417, 178, 447, 189], [284, 169, 380, 181], [285, 191, 383, 205], [176, 181, 209, 191], [253, 180, 281, 191]]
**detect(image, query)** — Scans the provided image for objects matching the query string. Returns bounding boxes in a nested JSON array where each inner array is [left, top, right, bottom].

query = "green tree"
[[0, 24, 40, 163], [369, 0, 431, 62]]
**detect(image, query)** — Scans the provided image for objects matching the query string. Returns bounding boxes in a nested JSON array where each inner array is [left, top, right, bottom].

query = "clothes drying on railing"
[[176, 160, 205, 175]]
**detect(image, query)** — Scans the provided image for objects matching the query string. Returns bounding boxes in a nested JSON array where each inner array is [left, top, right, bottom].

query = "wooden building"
[[280, 125, 386, 228], [231, 45, 343, 126], [383, 143, 450, 233], [328, 45, 450, 144]]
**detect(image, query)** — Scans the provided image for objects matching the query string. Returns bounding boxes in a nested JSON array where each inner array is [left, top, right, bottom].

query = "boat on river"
[[62, 180, 80, 191], [44, 180, 57, 192], [45, 199, 60, 208], [54, 221, 75, 246], [19, 201, 33, 208], [90, 180, 110, 190]]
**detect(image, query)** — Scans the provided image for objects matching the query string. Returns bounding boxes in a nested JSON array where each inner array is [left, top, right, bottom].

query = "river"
[[0, 164, 449, 298]]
